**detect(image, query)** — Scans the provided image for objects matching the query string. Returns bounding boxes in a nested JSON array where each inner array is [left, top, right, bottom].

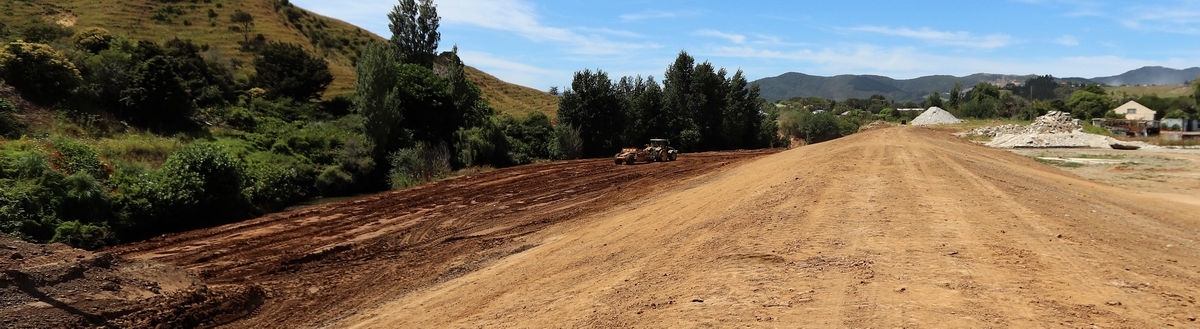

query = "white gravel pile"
[[911, 107, 963, 126]]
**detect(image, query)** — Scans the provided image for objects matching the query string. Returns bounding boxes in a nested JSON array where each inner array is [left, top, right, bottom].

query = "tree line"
[[926, 76, 1200, 121], [558, 51, 785, 157]]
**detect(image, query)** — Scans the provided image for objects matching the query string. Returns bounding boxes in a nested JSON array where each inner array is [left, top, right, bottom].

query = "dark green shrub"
[[388, 142, 451, 189], [0, 99, 24, 138], [72, 27, 114, 54], [247, 163, 308, 211], [454, 119, 509, 167], [962, 98, 998, 119], [57, 172, 112, 223], [19, 20, 74, 44], [161, 143, 248, 206], [0, 179, 61, 242], [315, 165, 353, 195], [0, 41, 84, 105], [677, 129, 702, 152], [502, 112, 552, 163], [50, 221, 116, 250], [225, 106, 257, 130], [549, 124, 583, 160], [252, 42, 333, 101], [48, 137, 110, 179]]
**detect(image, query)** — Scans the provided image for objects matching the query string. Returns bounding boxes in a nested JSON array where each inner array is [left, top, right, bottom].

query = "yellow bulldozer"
[[614, 139, 678, 165]]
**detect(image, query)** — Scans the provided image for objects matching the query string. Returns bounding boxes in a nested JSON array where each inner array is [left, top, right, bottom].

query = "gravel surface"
[[911, 107, 963, 126]]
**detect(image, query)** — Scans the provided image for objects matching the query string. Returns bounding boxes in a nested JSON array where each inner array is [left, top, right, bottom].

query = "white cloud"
[[576, 27, 647, 39], [437, 0, 659, 55], [1056, 35, 1080, 46], [699, 43, 1195, 79], [456, 50, 565, 89], [1123, 2, 1200, 34], [619, 10, 702, 22], [849, 26, 1017, 49], [694, 29, 746, 44], [1011, 0, 1108, 17]]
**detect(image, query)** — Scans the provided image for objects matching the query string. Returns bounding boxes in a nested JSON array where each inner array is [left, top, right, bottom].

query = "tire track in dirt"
[[332, 127, 1200, 328], [105, 150, 776, 328]]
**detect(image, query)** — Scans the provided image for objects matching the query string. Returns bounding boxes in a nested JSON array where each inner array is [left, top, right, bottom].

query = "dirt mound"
[[106, 150, 776, 328], [329, 127, 1200, 327], [911, 106, 962, 126], [0, 236, 260, 328], [858, 120, 893, 132]]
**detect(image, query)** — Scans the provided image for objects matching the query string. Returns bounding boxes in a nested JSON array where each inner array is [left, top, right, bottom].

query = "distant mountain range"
[[752, 66, 1200, 102]]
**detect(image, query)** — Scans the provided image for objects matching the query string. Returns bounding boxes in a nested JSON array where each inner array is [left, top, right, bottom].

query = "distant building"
[[1111, 100, 1156, 121]]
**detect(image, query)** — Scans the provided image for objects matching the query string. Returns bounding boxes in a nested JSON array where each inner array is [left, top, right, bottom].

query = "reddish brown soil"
[[0, 236, 263, 329], [106, 150, 775, 328], [17, 126, 1200, 328]]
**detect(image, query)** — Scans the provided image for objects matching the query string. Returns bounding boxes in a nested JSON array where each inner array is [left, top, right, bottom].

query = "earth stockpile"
[[911, 107, 963, 126]]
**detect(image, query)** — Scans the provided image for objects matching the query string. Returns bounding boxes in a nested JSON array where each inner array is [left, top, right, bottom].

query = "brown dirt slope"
[[108, 150, 774, 328], [333, 127, 1200, 328], [0, 236, 263, 328]]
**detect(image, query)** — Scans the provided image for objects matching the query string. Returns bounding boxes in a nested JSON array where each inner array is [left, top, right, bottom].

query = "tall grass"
[[1117, 136, 1200, 147], [94, 134, 182, 168], [388, 142, 452, 189]]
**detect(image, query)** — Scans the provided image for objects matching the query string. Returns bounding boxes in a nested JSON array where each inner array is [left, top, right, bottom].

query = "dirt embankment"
[[334, 127, 1200, 328], [13, 126, 1200, 328], [104, 150, 775, 328]]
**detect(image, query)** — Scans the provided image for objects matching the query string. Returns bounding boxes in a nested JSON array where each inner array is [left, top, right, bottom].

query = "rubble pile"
[[1025, 111, 1083, 134], [980, 112, 1155, 149], [965, 124, 1024, 137], [966, 111, 1082, 137]]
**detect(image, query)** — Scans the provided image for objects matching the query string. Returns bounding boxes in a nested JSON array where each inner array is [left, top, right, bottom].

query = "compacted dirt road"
[[330, 127, 1200, 328]]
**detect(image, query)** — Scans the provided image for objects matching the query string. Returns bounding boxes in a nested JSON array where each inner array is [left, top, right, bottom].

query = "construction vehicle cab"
[[614, 139, 678, 165]]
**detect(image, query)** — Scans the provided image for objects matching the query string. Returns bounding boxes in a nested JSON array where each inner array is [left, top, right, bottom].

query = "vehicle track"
[[107, 150, 776, 327], [332, 127, 1200, 328]]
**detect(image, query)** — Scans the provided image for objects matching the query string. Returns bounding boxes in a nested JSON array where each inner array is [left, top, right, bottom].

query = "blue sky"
[[291, 0, 1200, 91]]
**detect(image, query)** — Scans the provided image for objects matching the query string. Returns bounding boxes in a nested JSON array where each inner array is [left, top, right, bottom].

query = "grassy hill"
[[0, 0, 558, 117], [1091, 66, 1200, 86], [1107, 84, 1194, 98]]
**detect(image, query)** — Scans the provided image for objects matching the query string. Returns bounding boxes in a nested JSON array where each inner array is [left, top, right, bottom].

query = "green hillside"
[[0, 0, 557, 117], [0, 0, 566, 250]]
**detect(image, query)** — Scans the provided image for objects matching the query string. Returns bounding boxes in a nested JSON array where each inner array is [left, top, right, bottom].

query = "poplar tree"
[[388, 0, 440, 67]]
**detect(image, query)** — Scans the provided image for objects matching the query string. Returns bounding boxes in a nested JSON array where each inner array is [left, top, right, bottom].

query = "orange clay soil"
[[91, 126, 1200, 328]]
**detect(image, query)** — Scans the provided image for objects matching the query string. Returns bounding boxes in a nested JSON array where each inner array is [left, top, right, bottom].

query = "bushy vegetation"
[[557, 52, 777, 155], [952, 75, 1200, 122], [0, 0, 566, 249]]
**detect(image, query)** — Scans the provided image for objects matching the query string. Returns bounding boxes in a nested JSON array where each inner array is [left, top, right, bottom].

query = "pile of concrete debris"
[[965, 111, 1081, 137], [980, 111, 1155, 149], [965, 124, 1024, 138], [911, 107, 963, 126]]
